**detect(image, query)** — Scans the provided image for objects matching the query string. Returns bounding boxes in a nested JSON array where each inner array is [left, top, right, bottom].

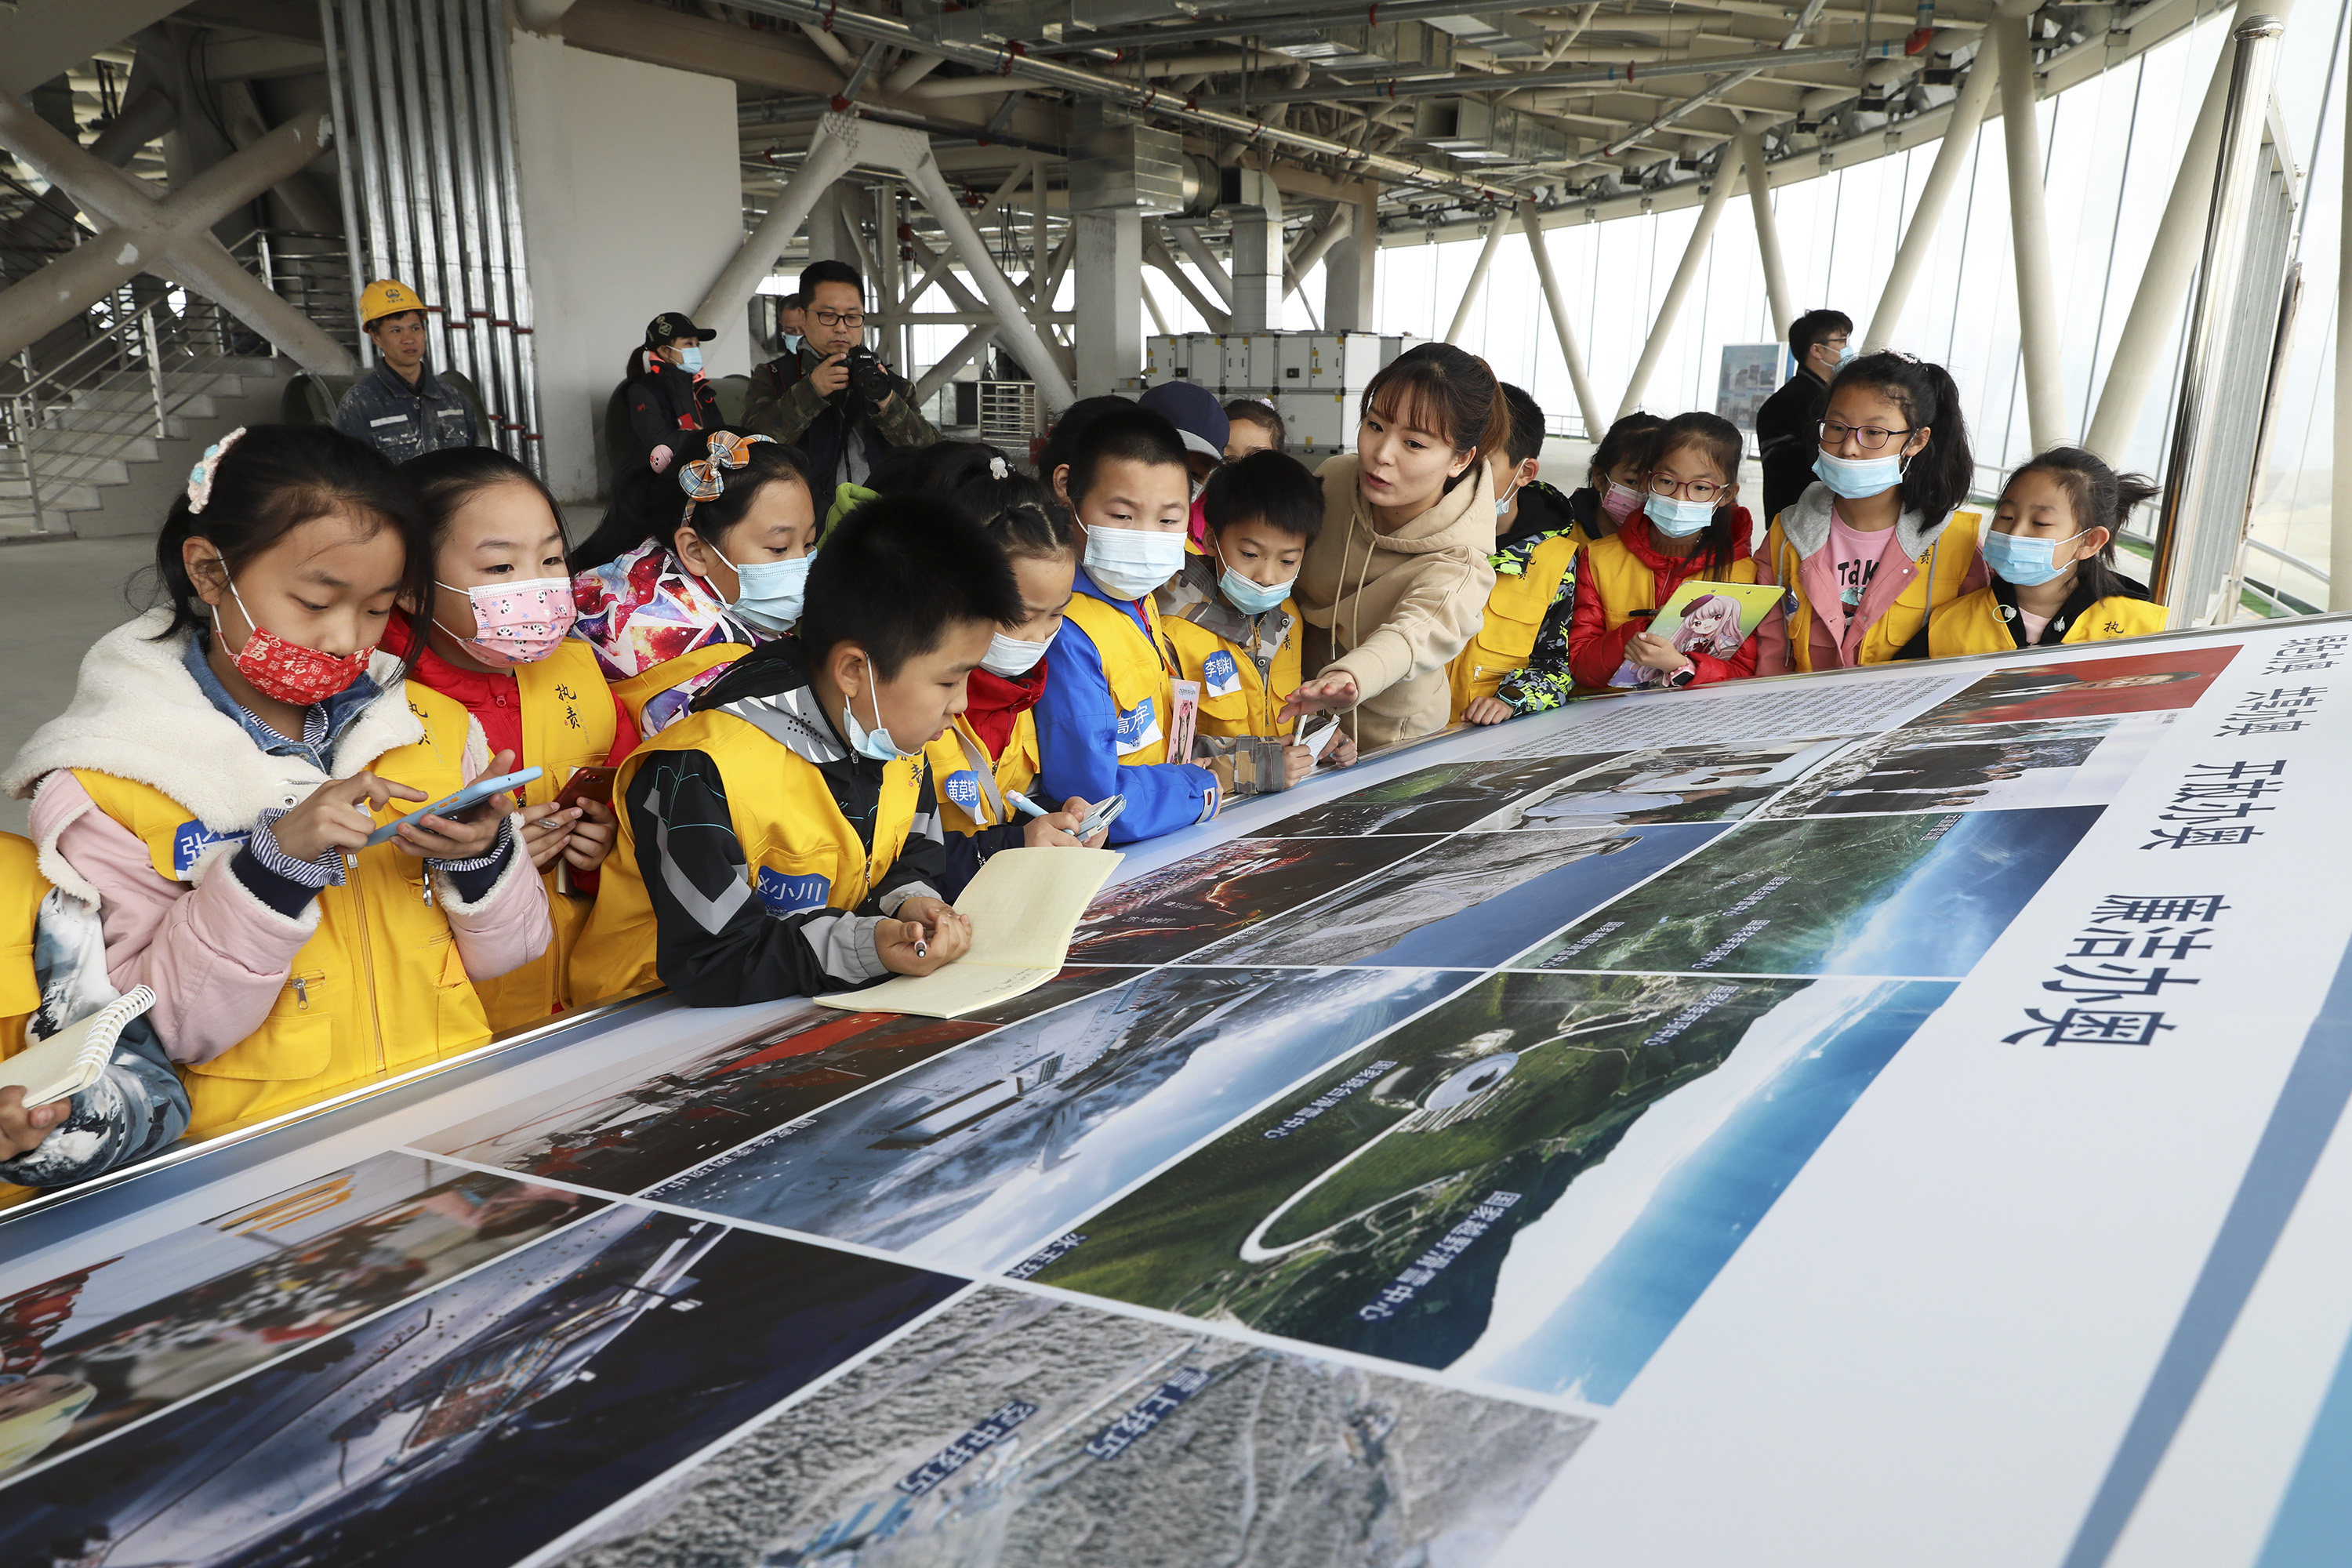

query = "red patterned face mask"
[[216, 580, 375, 706]]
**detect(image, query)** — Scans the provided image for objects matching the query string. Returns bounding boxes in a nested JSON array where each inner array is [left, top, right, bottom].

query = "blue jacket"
[[1033, 567, 1218, 845], [332, 362, 479, 460]]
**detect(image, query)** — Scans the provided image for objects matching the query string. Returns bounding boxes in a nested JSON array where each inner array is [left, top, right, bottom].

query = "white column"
[[1170, 223, 1236, 305], [1524, 203, 1607, 439], [1741, 129, 1794, 339], [2085, 0, 2300, 459], [2337, 59, 2352, 611], [1618, 169, 1734, 419], [1323, 188, 1380, 331], [1864, 48, 2001, 350], [1074, 209, 1143, 395], [1995, 9, 2068, 453], [1444, 205, 1515, 344], [899, 143, 1080, 410], [695, 118, 858, 357]]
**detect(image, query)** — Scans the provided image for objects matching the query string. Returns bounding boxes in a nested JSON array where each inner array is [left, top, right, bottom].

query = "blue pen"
[[1003, 790, 1050, 819]]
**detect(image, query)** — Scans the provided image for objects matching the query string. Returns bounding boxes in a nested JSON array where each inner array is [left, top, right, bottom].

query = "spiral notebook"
[[0, 986, 158, 1107]]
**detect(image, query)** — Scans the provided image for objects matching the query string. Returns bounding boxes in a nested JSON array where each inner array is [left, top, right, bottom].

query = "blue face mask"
[[677, 344, 705, 375], [1983, 528, 2087, 587], [717, 550, 809, 633], [1813, 448, 1904, 500], [840, 666, 921, 763], [783, 333, 804, 354], [1216, 546, 1295, 616], [1084, 524, 1187, 601], [1647, 492, 1719, 537]]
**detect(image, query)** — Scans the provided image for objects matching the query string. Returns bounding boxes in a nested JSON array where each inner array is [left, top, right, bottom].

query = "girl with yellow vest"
[[898, 449, 1102, 898], [1158, 450, 1357, 796], [1755, 353, 1987, 673], [1924, 448, 2166, 656], [391, 448, 641, 1033], [1453, 398, 1659, 722], [1034, 405, 1222, 843], [569, 430, 817, 735], [571, 495, 1022, 1007], [2, 425, 550, 1152]]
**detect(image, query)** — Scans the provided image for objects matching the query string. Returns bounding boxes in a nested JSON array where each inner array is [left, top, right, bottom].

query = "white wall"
[[510, 32, 746, 503]]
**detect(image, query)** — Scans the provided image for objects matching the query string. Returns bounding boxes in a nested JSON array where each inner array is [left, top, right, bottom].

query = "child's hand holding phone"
[[273, 771, 429, 864], [379, 751, 535, 861]]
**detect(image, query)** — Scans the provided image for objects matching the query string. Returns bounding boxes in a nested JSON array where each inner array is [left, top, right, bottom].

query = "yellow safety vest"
[[1766, 510, 1984, 670], [608, 641, 750, 735], [1447, 534, 1581, 719], [407, 641, 619, 1034], [1162, 604, 1302, 741], [1929, 587, 2169, 659], [1062, 591, 1178, 765], [0, 833, 41, 1062], [71, 691, 489, 1140], [570, 706, 924, 1004], [922, 710, 1041, 835]]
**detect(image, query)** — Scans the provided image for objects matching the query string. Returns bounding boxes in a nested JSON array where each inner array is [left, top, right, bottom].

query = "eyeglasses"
[[1818, 419, 1917, 451], [1649, 474, 1726, 503], [811, 309, 866, 330]]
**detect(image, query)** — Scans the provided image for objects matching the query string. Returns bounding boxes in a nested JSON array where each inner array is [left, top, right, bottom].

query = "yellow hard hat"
[[359, 278, 425, 326]]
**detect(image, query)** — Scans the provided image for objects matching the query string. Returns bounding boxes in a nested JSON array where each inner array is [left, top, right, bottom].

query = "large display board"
[[4, 623, 2350, 1567]]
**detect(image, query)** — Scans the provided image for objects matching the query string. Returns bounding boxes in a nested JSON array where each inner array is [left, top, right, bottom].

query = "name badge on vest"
[[942, 771, 985, 814], [756, 866, 831, 917], [1116, 696, 1162, 757], [1200, 650, 1243, 699], [172, 820, 250, 879]]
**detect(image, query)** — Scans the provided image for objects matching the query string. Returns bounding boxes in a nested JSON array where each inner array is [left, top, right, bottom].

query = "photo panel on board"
[[1030, 971, 1955, 1406], [1066, 837, 1432, 965]]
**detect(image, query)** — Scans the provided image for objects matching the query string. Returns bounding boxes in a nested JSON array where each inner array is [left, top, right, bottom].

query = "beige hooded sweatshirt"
[[1298, 452, 1497, 749]]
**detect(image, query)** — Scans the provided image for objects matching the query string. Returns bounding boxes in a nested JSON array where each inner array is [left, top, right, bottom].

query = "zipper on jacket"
[[347, 855, 389, 1078]]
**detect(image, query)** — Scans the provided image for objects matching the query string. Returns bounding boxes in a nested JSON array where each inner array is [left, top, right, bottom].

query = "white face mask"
[[981, 629, 1053, 677], [1084, 524, 1187, 601]]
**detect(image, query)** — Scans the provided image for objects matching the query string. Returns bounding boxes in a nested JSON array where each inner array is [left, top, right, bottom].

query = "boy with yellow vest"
[[1922, 448, 2165, 656], [572, 495, 1021, 1006], [1450, 389, 1645, 722], [1157, 450, 1352, 797], [1035, 406, 1221, 843], [397, 448, 641, 1033], [1755, 353, 1987, 672]]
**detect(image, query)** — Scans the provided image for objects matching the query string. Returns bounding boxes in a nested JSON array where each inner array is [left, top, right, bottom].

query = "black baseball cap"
[[644, 311, 717, 346]]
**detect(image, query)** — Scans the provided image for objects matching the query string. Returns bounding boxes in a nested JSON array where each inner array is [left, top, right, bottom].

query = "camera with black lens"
[[841, 345, 894, 411]]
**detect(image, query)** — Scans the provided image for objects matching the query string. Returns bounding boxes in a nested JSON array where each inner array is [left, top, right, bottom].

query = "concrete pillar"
[[696, 118, 858, 358], [804, 184, 856, 269], [2338, 45, 2352, 611], [1323, 188, 1380, 331], [1444, 205, 1514, 344], [1524, 202, 1606, 439], [1995, 9, 2068, 453], [1864, 47, 2001, 350], [1074, 209, 1143, 395], [1619, 167, 1735, 419], [1740, 129, 1794, 339]]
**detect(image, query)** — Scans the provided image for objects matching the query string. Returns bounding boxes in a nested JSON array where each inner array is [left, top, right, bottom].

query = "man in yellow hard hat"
[[332, 278, 480, 459]]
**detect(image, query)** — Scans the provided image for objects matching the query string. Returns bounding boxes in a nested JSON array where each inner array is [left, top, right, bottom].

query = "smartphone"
[[554, 764, 616, 810], [364, 766, 543, 848], [1073, 795, 1126, 841], [1300, 717, 1341, 760]]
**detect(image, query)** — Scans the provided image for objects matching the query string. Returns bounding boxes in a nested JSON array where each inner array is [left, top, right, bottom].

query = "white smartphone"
[[1073, 795, 1127, 840], [363, 766, 543, 848], [1301, 717, 1341, 760]]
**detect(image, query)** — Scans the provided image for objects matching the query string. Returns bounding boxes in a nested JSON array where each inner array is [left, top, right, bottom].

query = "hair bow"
[[678, 431, 774, 516], [186, 427, 249, 515]]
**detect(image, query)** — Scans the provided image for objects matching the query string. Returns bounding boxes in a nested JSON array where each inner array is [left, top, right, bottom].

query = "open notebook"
[[818, 848, 1123, 1019], [0, 986, 158, 1107]]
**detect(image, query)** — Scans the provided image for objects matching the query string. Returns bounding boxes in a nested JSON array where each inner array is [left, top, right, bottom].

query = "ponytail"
[[1829, 351, 1975, 522]]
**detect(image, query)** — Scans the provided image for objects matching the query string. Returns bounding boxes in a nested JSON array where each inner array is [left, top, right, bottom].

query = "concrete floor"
[[2, 533, 162, 838]]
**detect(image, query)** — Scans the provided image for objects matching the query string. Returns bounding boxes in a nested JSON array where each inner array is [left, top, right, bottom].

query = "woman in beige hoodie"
[[1283, 345, 1504, 749]]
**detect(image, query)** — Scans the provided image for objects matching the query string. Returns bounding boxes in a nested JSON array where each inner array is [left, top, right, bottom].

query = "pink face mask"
[[1602, 480, 1643, 523], [435, 576, 577, 666]]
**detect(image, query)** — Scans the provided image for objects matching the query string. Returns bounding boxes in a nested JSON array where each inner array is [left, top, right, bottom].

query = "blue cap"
[[1139, 380, 1229, 462]]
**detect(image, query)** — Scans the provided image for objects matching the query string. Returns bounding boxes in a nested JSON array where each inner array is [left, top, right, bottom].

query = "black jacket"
[[621, 637, 949, 1005], [623, 348, 724, 470], [1497, 479, 1588, 554], [1755, 367, 1828, 526]]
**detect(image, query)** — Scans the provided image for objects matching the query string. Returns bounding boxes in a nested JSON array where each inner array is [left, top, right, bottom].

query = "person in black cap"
[[742, 260, 935, 500], [626, 310, 725, 473]]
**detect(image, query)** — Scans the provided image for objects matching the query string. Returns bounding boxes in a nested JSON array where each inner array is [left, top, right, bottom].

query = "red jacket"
[[1566, 510, 1759, 689]]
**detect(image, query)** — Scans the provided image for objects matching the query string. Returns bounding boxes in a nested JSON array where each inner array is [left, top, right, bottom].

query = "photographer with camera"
[[742, 260, 937, 504]]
